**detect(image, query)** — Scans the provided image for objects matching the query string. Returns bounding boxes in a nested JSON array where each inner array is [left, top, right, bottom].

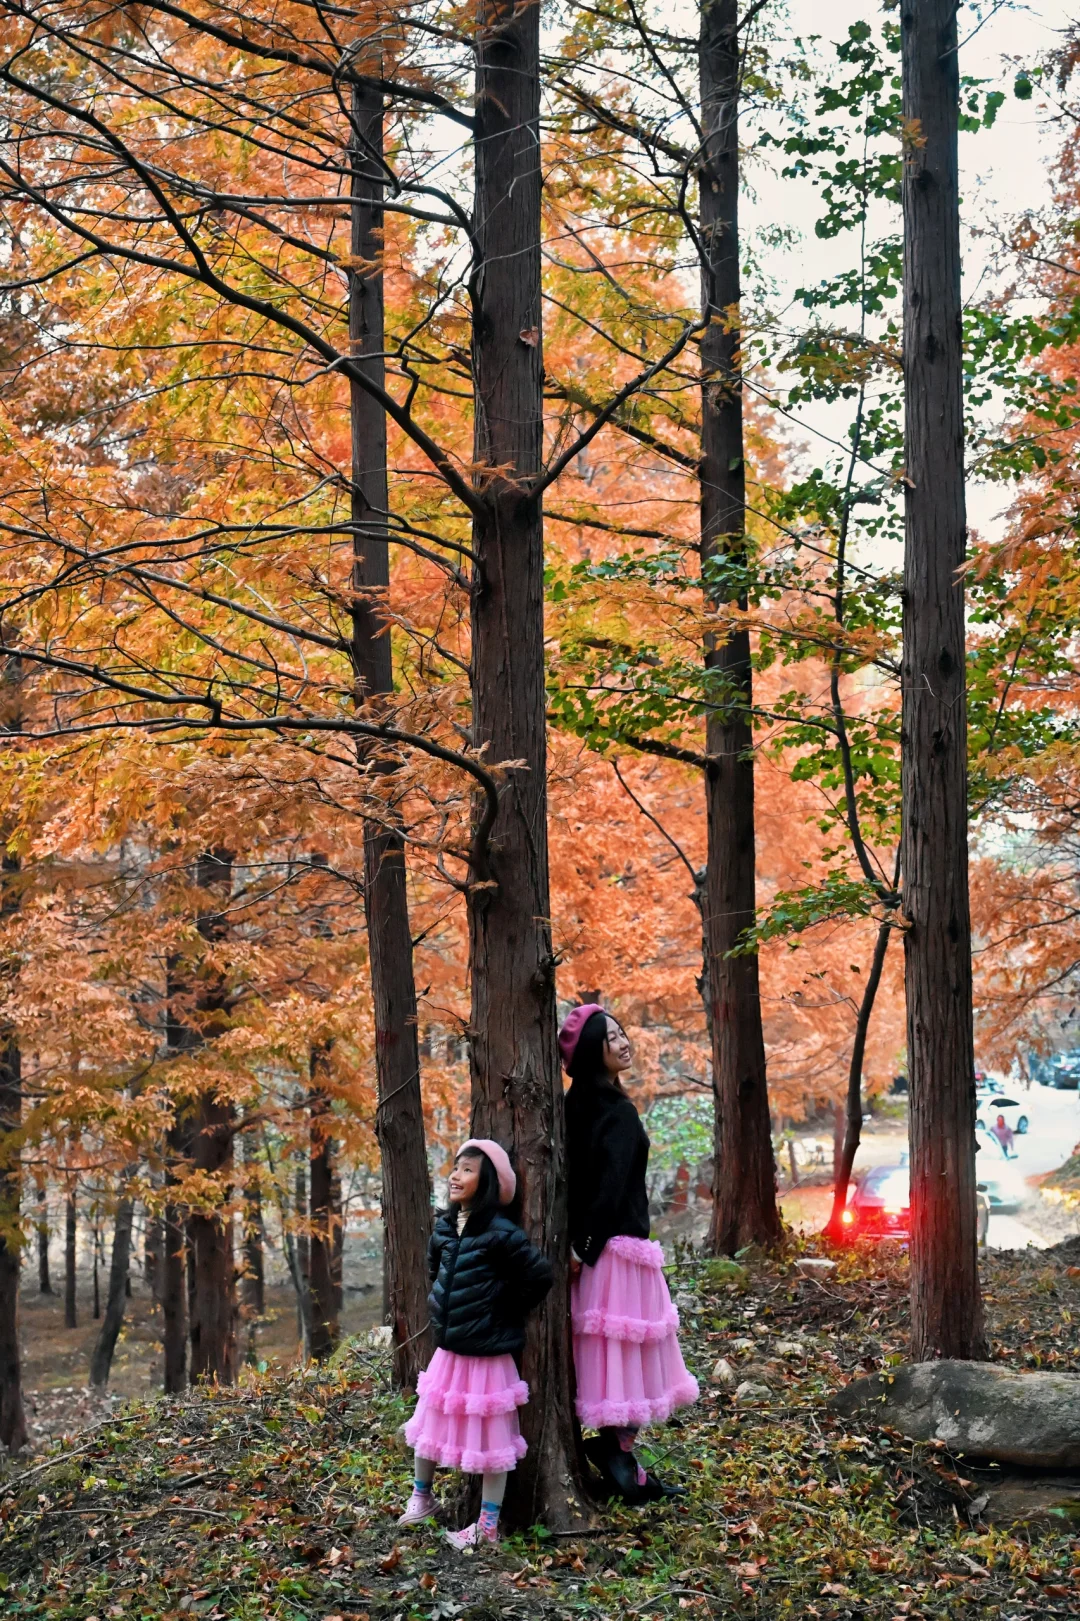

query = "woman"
[[561, 1004, 699, 1504]]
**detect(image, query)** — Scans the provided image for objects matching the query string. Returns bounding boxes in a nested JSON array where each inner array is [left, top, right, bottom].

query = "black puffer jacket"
[[427, 1208, 553, 1356], [565, 1077, 651, 1266]]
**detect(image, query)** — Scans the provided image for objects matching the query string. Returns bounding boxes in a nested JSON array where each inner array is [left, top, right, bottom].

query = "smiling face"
[[448, 1151, 483, 1207], [603, 1016, 632, 1076]]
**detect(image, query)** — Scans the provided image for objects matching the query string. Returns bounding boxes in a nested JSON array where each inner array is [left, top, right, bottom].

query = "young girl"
[[399, 1138, 552, 1548], [561, 1005, 699, 1504]]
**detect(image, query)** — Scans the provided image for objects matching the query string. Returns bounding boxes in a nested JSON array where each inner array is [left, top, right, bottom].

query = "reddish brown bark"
[[308, 1053, 339, 1362], [699, 0, 780, 1255], [349, 80, 433, 1390], [900, 0, 986, 1361], [467, 0, 585, 1528], [89, 1174, 135, 1387], [64, 1185, 77, 1329]]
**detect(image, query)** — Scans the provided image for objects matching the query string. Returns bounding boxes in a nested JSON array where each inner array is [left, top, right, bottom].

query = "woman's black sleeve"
[[576, 1100, 641, 1266]]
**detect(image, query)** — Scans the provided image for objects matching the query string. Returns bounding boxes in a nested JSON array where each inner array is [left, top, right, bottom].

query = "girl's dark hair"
[[444, 1148, 503, 1228], [566, 1009, 625, 1092]]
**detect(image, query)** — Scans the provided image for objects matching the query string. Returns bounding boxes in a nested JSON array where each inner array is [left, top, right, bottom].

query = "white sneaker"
[[397, 1491, 435, 1526], [445, 1520, 498, 1551]]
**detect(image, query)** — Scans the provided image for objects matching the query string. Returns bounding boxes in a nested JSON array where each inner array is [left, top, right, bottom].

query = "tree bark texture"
[[188, 1091, 237, 1384], [89, 1178, 135, 1387], [0, 848, 27, 1453], [35, 1180, 51, 1293], [699, 0, 780, 1256], [184, 851, 238, 1384], [349, 80, 433, 1391], [0, 1026, 26, 1452], [824, 918, 892, 1238], [900, 0, 986, 1361], [240, 1134, 264, 1365], [64, 1187, 77, 1328], [468, 0, 584, 1528], [162, 1119, 189, 1392], [308, 1057, 339, 1361]]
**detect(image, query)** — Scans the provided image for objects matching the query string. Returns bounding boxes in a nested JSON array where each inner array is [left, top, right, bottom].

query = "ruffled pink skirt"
[[572, 1235, 699, 1429], [404, 1348, 529, 1474]]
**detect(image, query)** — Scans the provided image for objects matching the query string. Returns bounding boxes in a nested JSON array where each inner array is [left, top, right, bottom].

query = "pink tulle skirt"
[[572, 1234, 699, 1429], [404, 1348, 529, 1474]]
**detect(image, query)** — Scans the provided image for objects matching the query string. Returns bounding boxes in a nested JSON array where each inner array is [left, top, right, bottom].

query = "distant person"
[[990, 1113, 1016, 1158]]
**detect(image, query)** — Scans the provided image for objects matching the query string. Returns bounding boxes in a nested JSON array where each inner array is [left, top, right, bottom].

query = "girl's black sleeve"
[[427, 1225, 445, 1283], [499, 1226, 553, 1311]]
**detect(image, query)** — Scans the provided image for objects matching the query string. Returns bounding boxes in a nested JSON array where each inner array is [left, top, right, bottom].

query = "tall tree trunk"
[[64, 1185, 77, 1328], [188, 1092, 237, 1384], [308, 1055, 339, 1361], [293, 1159, 310, 1359], [89, 1176, 135, 1387], [330, 1160, 344, 1319], [92, 1209, 101, 1319], [0, 924, 26, 1450], [824, 918, 892, 1238], [240, 1132, 264, 1366], [145, 1193, 163, 1307], [35, 1179, 51, 1294], [468, 0, 584, 1528], [162, 1119, 189, 1393], [348, 80, 433, 1390], [699, 0, 780, 1255], [177, 850, 238, 1386], [901, 0, 986, 1361]]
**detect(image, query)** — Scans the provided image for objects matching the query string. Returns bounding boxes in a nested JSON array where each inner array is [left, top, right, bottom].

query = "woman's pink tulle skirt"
[[572, 1235, 699, 1429], [404, 1348, 529, 1474]]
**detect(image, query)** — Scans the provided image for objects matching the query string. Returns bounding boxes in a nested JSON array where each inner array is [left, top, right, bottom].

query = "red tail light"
[[841, 1208, 855, 1225]]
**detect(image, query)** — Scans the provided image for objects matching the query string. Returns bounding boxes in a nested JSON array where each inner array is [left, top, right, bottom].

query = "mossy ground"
[[2, 1240, 1079, 1620]]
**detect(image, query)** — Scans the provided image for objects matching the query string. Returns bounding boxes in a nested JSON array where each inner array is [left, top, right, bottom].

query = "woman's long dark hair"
[[566, 1009, 626, 1093], [441, 1148, 504, 1228]]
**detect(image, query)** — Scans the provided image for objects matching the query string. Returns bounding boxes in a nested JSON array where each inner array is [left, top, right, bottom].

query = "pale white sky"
[[743, 0, 1075, 548]]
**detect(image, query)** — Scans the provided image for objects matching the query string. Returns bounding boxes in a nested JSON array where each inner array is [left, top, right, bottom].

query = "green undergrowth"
[[2, 1241, 1079, 1620]]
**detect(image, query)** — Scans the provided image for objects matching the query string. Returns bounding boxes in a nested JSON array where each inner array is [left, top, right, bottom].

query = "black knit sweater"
[[565, 1077, 651, 1266]]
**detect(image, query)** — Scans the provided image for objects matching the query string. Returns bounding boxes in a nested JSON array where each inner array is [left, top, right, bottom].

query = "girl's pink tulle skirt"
[[572, 1235, 699, 1429], [404, 1348, 529, 1474]]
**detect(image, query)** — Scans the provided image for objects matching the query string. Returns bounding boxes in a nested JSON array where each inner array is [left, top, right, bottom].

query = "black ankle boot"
[[584, 1433, 648, 1505]]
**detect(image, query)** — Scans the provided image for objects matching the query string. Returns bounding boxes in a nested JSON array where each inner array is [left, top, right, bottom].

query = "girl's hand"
[[569, 1254, 582, 1279]]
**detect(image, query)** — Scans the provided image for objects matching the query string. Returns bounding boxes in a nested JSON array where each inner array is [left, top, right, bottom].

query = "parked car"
[[1048, 1053, 1080, 1090], [840, 1164, 912, 1242], [974, 1095, 1029, 1136], [840, 1151, 1009, 1244]]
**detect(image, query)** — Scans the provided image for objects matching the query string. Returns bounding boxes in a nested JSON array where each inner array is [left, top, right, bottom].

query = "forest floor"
[[4, 1238, 1080, 1620]]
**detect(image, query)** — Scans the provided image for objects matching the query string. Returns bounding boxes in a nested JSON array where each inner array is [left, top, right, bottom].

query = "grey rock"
[[795, 1258, 837, 1277], [710, 1357, 737, 1386], [734, 1380, 772, 1404], [730, 1336, 756, 1352], [774, 1339, 808, 1357], [829, 1360, 1080, 1468]]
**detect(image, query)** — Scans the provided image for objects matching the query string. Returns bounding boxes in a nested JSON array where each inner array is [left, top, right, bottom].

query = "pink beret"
[[558, 1002, 605, 1071], [458, 1138, 516, 1205]]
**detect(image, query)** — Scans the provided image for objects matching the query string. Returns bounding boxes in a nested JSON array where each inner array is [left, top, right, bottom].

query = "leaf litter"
[[2, 1238, 1080, 1620]]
